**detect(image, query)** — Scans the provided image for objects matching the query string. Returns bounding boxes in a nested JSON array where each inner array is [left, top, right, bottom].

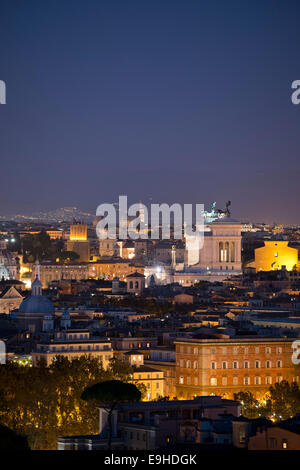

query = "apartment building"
[[145, 347, 176, 399], [175, 337, 298, 400], [58, 396, 241, 450], [122, 351, 164, 400], [32, 329, 113, 367]]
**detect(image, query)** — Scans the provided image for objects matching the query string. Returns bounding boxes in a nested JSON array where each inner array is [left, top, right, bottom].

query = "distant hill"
[[0, 207, 94, 223]]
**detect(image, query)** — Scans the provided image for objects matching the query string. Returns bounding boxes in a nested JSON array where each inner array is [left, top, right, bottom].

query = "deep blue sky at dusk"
[[0, 0, 300, 224]]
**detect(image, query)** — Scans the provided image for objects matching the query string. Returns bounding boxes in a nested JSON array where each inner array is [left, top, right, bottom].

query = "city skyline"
[[0, 1, 300, 224]]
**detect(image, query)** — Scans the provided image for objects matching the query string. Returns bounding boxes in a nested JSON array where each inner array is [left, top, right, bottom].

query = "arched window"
[[230, 242, 235, 262], [225, 242, 229, 262], [219, 242, 224, 262]]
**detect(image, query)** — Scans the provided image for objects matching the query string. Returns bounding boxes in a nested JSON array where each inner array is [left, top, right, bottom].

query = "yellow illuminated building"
[[67, 222, 90, 261], [69, 222, 87, 241], [249, 241, 299, 272], [133, 367, 164, 401]]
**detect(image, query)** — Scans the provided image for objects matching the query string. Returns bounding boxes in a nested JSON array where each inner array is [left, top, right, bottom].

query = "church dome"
[[18, 275, 54, 315], [18, 295, 54, 315]]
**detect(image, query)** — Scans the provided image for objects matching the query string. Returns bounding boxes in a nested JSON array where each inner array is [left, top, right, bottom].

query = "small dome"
[[18, 295, 54, 315]]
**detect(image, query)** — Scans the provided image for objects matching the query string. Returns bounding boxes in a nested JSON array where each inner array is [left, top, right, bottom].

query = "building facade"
[[174, 218, 243, 286], [32, 262, 89, 288], [32, 329, 113, 367], [175, 337, 298, 400]]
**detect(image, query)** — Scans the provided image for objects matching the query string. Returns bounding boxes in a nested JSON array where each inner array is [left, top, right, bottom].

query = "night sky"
[[0, 0, 300, 224]]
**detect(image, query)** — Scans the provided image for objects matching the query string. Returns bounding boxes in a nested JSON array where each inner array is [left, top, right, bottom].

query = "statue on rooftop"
[[217, 200, 231, 218]]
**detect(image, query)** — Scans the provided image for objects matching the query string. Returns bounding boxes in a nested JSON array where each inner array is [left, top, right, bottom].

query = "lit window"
[[282, 440, 288, 449], [210, 377, 217, 386], [233, 376, 238, 385], [179, 376, 184, 384]]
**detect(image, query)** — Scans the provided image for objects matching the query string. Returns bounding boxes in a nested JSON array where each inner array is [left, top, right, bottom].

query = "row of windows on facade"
[[49, 355, 112, 363], [178, 375, 299, 386], [124, 430, 146, 442], [137, 373, 162, 380], [178, 346, 283, 355], [144, 382, 161, 389], [178, 359, 284, 369], [66, 334, 89, 339], [218, 241, 236, 262], [48, 345, 111, 353]]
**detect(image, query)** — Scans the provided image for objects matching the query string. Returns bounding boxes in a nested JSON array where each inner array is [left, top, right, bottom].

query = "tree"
[[268, 381, 300, 421], [81, 380, 141, 449], [108, 356, 133, 381], [56, 251, 80, 263], [234, 391, 261, 419], [22, 231, 52, 263], [0, 356, 110, 449]]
